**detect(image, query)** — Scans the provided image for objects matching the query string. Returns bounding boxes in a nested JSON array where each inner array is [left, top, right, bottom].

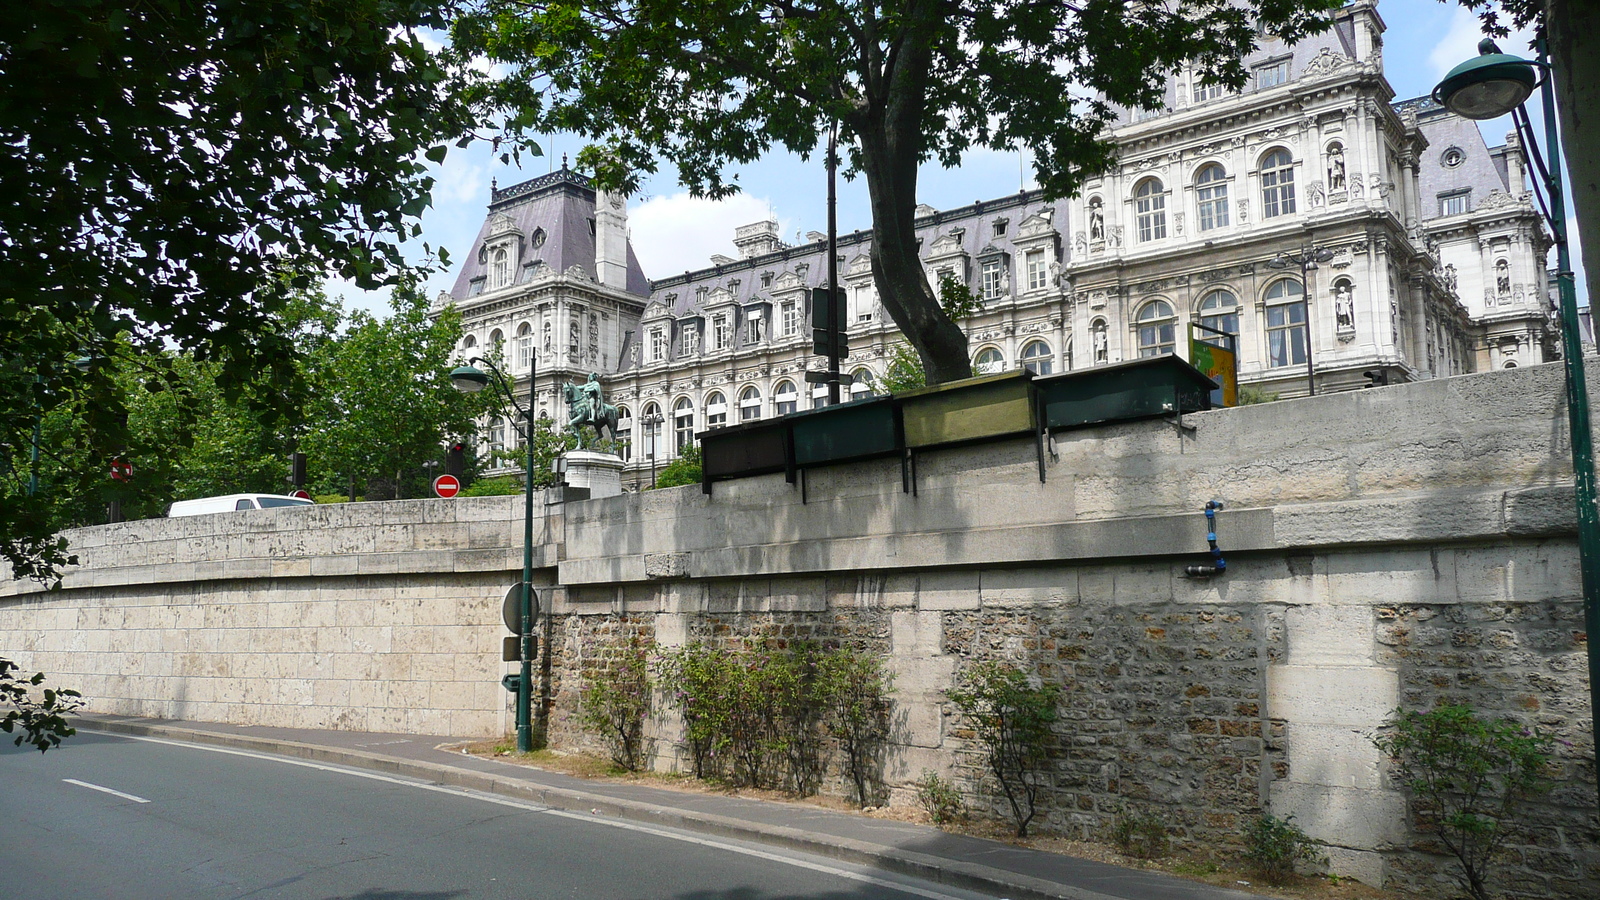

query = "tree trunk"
[[850, 8, 972, 385], [1546, 0, 1600, 317]]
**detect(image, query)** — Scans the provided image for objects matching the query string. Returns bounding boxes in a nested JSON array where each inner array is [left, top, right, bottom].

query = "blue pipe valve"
[[1185, 501, 1227, 578]]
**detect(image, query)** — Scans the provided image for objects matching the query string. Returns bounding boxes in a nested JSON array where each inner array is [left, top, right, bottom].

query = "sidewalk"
[[72, 713, 1268, 900]]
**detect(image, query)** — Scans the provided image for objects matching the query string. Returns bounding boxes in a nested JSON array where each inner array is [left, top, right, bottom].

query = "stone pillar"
[[561, 451, 625, 499]]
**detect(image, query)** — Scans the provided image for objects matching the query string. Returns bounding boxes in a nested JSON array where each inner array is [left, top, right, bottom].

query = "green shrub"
[[1244, 814, 1326, 885], [1372, 704, 1555, 900], [460, 474, 524, 496], [819, 648, 894, 806], [946, 661, 1059, 837], [649, 445, 701, 489], [578, 636, 653, 772], [914, 770, 964, 825], [1109, 805, 1171, 859]]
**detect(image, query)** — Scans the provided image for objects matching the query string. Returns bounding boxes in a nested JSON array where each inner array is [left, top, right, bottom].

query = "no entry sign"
[[433, 474, 461, 498]]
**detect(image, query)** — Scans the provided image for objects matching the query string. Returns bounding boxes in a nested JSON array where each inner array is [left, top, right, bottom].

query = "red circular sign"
[[109, 459, 133, 482], [433, 474, 462, 498], [290, 489, 311, 500]]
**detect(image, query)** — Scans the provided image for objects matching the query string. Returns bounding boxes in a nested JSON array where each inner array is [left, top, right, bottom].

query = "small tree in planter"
[[578, 635, 653, 772], [947, 661, 1059, 837], [1371, 704, 1555, 900]]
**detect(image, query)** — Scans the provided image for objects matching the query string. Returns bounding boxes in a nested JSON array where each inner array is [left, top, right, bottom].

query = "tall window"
[[1021, 340, 1053, 375], [1261, 149, 1296, 218], [705, 391, 727, 429], [746, 310, 765, 343], [1135, 299, 1177, 357], [1135, 179, 1167, 242], [739, 386, 762, 421], [974, 346, 1004, 374], [713, 314, 730, 350], [491, 248, 509, 289], [981, 259, 1004, 299], [642, 402, 662, 460], [489, 329, 504, 359], [1026, 250, 1049, 292], [616, 407, 632, 460], [648, 326, 666, 363], [780, 300, 798, 336], [488, 416, 506, 455], [1196, 165, 1229, 232], [1196, 289, 1239, 343], [774, 381, 799, 415], [1264, 280, 1308, 368], [517, 323, 533, 370], [673, 398, 695, 449], [681, 321, 700, 356]]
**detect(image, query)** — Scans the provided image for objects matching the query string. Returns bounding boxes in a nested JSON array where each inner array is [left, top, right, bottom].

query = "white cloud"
[[629, 192, 784, 277], [1429, 8, 1536, 83]]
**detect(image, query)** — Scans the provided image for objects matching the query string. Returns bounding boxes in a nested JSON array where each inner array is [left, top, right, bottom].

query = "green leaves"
[[947, 661, 1059, 837], [1, 657, 82, 752]]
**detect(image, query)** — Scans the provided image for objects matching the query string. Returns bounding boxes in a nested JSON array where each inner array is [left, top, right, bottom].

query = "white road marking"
[[112, 734, 978, 900], [63, 778, 151, 803]]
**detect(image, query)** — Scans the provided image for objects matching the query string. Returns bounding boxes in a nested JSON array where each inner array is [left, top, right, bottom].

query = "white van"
[[168, 493, 315, 517]]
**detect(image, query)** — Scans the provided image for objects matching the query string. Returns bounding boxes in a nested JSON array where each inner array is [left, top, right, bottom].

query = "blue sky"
[[331, 1, 1582, 314]]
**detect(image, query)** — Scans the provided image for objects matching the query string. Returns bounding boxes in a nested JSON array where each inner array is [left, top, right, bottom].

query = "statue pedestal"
[[560, 450, 625, 499]]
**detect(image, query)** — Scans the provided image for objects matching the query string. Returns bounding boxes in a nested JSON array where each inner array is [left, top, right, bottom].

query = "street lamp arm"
[[462, 356, 534, 436]]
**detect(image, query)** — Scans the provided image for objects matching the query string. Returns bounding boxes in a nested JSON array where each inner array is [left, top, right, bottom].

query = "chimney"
[[595, 188, 629, 289]]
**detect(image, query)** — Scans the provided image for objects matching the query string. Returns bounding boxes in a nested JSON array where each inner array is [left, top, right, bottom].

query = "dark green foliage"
[[818, 649, 894, 806], [946, 661, 1059, 837], [1109, 805, 1171, 859], [578, 636, 653, 772], [0, 657, 81, 752], [878, 344, 927, 394], [460, 475, 525, 497], [650, 446, 703, 490], [1243, 814, 1326, 885], [1372, 704, 1555, 900], [1, 0, 473, 582], [913, 770, 964, 825]]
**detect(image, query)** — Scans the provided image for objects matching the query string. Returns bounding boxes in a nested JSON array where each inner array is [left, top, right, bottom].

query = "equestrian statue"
[[562, 372, 620, 450]]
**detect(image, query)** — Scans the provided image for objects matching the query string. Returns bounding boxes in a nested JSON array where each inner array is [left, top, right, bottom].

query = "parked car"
[[167, 493, 314, 517]]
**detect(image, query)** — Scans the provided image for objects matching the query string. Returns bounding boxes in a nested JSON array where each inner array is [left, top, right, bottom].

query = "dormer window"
[[713, 314, 730, 350], [696, 286, 710, 304], [761, 272, 773, 288], [992, 219, 1008, 238], [681, 321, 701, 355], [491, 248, 509, 289], [745, 310, 765, 344]]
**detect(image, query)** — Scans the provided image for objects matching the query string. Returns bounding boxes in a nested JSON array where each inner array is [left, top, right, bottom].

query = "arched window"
[[739, 386, 763, 421], [641, 402, 663, 461], [974, 346, 1004, 374], [1264, 279, 1307, 367], [491, 248, 509, 288], [1020, 340, 1053, 375], [1135, 179, 1166, 242], [849, 368, 876, 399], [1195, 165, 1229, 231], [1261, 149, 1296, 218], [1135, 299, 1177, 357], [673, 398, 695, 449], [811, 382, 832, 409], [616, 406, 632, 460], [516, 323, 533, 370], [489, 328, 504, 356], [774, 380, 799, 415], [462, 334, 477, 350], [1196, 289, 1239, 343], [704, 391, 728, 429], [488, 416, 506, 455]]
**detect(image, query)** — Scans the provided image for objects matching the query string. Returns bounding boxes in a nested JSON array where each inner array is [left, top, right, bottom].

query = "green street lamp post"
[[1268, 246, 1334, 396], [451, 355, 539, 753], [1436, 36, 1600, 808]]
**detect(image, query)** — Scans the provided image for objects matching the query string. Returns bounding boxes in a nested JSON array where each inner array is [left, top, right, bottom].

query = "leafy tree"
[[1, 0, 471, 583], [947, 661, 1059, 837], [301, 285, 491, 500], [452, 0, 1337, 385], [878, 344, 928, 394], [1, 657, 81, 752], [650, 445, 703, 490]]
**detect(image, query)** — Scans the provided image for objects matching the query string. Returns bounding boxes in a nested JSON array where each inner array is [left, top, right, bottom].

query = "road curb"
[[73, 716, 1138, 900]]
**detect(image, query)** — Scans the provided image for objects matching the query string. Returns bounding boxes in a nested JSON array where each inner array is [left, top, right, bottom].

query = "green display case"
[[698, 417, 793, 493], [896, 370, 1038, 449], [1035, 355, 1217, 433]]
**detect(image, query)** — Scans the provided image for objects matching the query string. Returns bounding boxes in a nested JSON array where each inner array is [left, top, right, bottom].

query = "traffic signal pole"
[[826, 119, 842, 405]]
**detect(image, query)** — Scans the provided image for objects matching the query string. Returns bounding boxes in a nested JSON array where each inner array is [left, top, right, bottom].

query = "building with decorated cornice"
[[437, 0, 1551, 485]]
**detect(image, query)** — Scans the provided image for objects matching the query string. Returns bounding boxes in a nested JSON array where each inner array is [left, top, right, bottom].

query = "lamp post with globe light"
[[1435, 35, 1598, 808], [450, 355, 538, 753]]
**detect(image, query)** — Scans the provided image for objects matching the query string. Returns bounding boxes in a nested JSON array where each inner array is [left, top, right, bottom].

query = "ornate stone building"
[[440, 0, 1550, 480]]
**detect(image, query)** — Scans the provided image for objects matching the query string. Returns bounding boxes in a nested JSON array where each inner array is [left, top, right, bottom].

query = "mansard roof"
[[1402, 95, 1523, 224], [447, 163, 651, 301]]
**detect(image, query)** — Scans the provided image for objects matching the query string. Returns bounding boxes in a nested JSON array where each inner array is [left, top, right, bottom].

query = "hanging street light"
[[451, 356, 540, 753], [1435, 35, 1600, 810]]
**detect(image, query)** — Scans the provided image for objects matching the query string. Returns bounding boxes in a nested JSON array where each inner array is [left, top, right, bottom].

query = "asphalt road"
[[1, 731, 997, 900]]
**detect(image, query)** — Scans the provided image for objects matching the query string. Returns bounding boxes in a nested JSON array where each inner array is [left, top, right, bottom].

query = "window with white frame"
[[681, 321, 700, 356], [850, 369, 876, 399], [1255, 59, 1289, 89], [1135, 299, 1177, 357], [1192, 78, 1225, 103], [616, 406, 632, 460], [517, 323, 533, 370], [780, 300, 798, 336], [1135, 179, 1167, 242], [811, 382, 831, 409], [746, 310, 765, 343], [1196, 289, 1239, 343], [1261, 149, 1296, 218], [705, 391, 727, 428], [1020, 340, 1053, 375], [695, 286, 709, 304], [1264, 279, 1307, 367], [1439, 191, 1470, 217], [1026, 250, 1048, 292], [1196, 164, 1230, 231], [491, 248, 509, 289], [488, 416, 506, 455], [739, 386, 762, 421], [462, 334, 477, 351], [642, 403, 662, 460], [981, 259, 1004, 300], [648, 326, 666, 363], [712, 314, 730, 350], [774, 380, 799, 415], [974, 346, 1004, 374], [673, 398, 695, 449]]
